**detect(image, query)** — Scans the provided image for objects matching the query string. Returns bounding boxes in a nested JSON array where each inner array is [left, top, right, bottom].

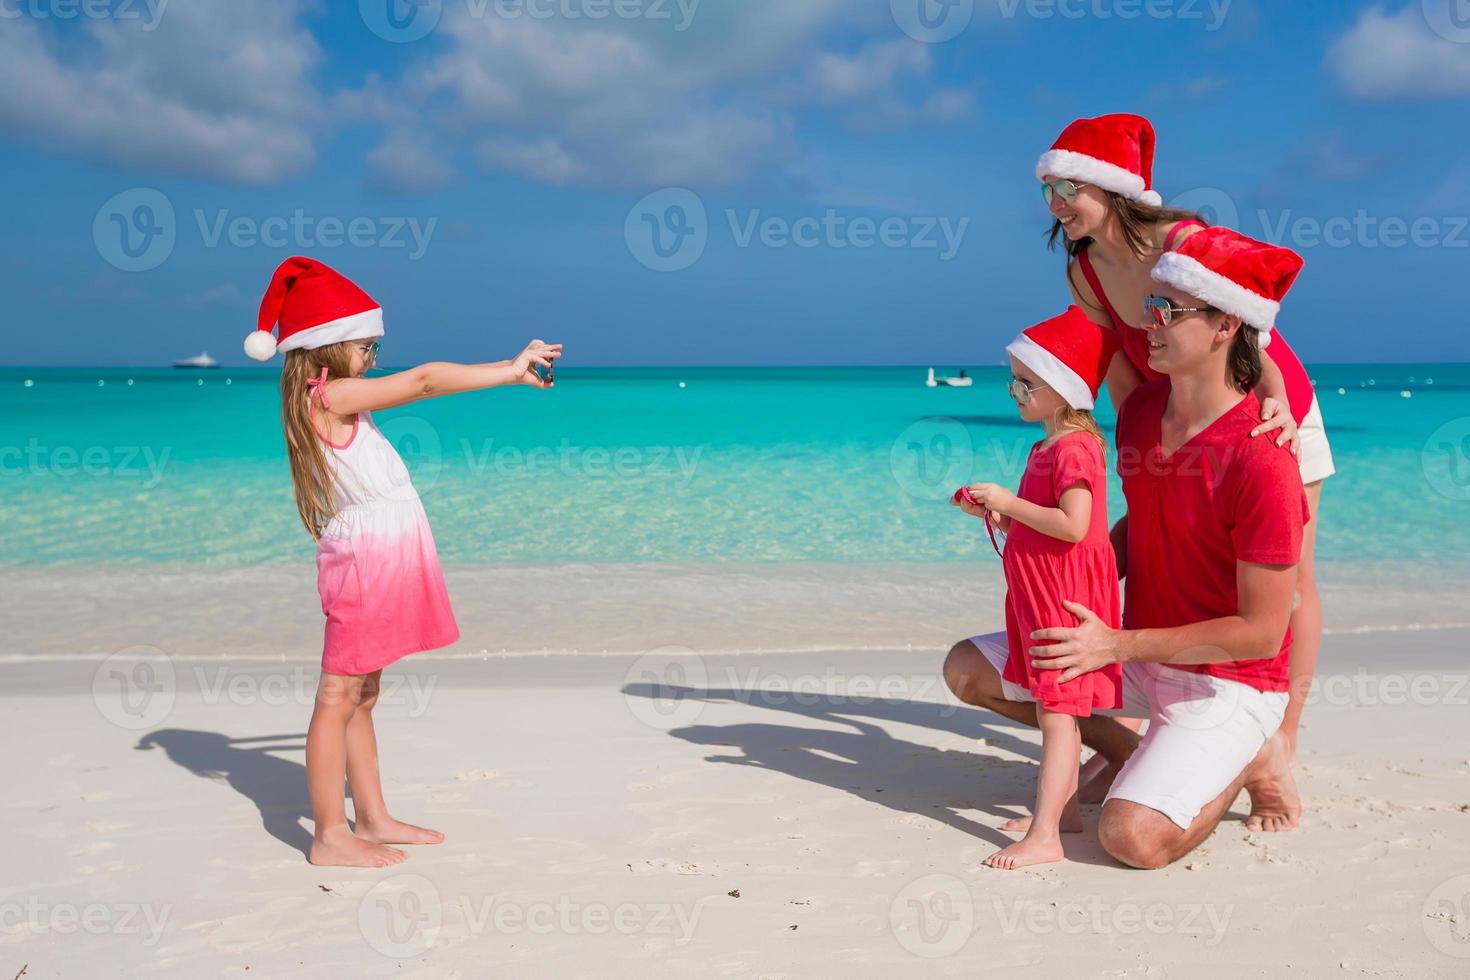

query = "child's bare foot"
[[309, 824, 408, 868], [1000, 809, 1083, 834], [356, 816, 445, 846], [983, 836, 1065, 870], [1243, 732, 1302, 832]]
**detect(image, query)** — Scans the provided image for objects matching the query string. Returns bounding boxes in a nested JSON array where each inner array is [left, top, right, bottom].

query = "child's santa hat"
[[1150, 226, 1303, 350], [1036, 113, 1162, 207], [1006, 307, 1120, 411], [244, 256, 383, 361]]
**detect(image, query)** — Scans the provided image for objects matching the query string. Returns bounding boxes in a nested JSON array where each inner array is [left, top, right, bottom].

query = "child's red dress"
[[1000, 431, 1122, 716]]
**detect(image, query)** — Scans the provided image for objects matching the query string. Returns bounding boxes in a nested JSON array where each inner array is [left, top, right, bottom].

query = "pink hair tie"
[[306, 366, 331, 410]]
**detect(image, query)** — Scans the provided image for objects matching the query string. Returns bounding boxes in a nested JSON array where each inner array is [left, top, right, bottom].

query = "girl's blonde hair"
[[281, 341, 356, 539], [1054, 405, 1106, 452]]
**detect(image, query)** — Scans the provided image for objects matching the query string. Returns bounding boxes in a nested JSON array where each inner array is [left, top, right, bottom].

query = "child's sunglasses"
[[1007, 377, 1050, 406], [1041, 178, 1088, 207], [1142, 295, 1219, 328]]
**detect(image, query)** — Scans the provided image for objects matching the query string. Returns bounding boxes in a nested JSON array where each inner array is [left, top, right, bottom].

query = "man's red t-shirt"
[[1115, 381, 1309, 692]]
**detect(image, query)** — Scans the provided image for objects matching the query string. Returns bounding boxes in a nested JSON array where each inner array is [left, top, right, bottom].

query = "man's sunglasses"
[[1142, 295, 1219, 328]]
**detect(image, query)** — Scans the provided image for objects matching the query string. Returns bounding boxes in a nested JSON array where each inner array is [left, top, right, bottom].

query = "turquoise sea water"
[[2, 364, 1467, 566]]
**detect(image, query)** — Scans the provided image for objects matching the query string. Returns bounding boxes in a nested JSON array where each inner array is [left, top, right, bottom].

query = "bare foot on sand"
[[1244, 732, 1302, 832], [1000, 808, 1083, 834], [309, 824, 408, 868], [356, 816, 445, 846], [983, 836, 1065, 870]]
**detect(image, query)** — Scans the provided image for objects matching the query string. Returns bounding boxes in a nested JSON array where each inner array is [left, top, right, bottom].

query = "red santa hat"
[[1006, 306, 1120, 411], [244, 256, 384, 361], [1150, 226, 1303, 350], [1036, 113, 1162, 207]]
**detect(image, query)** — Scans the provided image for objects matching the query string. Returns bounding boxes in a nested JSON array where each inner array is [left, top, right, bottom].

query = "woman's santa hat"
[[1006, 306, 1120, 411], [244, 256, 384, 361], [1150, 226, 1303, 350], [1036, 113, 1162, 207]]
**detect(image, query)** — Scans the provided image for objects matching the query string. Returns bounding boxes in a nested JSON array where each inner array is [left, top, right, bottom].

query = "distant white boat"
[[172, 352, 219, 369], [926, 367, 972, 388]]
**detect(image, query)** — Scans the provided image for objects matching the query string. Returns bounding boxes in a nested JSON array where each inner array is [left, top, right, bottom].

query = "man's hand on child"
[[1027, 600, 1121, 683]]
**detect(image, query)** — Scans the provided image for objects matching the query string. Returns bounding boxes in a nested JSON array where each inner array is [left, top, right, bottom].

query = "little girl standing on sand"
[[244, 256, 561, 868], [952, 307, 1121, 869]]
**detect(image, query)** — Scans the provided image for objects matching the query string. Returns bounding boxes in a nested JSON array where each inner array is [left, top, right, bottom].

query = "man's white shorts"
[[968, 632, 1288, 830]]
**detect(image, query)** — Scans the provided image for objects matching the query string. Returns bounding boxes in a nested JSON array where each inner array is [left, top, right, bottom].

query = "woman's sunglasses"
[[359, 341, 381, 362], [1007, 377, 1050, 406], [1142, 295, 1219, 328], [1041, 178, 1088, 207]]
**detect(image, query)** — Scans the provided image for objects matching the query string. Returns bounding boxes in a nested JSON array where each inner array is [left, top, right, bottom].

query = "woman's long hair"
[[1047, 192, 1203, 260], [280, 342, 356, 539]]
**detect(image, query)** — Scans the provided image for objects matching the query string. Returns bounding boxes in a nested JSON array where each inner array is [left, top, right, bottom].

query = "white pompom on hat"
[[1037, 113, 1163, 207], [245, 256, 384, 361]]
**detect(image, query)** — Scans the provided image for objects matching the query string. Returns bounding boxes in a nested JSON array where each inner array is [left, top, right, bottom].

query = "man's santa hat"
[[1150, 226, 1303, 350], [244, 256, 383, 361], [1036, 113, 1162, 207], [1006, 306, 1120, 411]]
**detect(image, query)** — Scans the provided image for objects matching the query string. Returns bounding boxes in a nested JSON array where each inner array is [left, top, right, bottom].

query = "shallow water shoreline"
[[5, 559, 1466, 662]]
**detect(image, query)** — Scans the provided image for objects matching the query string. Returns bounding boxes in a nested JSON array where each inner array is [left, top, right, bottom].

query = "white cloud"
[[474, 137, 588, 185], [0, 1, 321, 183], [359, 3, 968, 191], [368, 130, 457, 194], [1327, 4, 1470, 100]]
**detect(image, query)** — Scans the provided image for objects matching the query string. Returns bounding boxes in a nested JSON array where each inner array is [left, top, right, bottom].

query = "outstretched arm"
[[1027, 560, 1297, 683], [324, 341, 561, 415]]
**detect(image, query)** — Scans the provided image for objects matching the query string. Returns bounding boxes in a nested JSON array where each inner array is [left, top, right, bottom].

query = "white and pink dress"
[[313, 404, 459, 676]]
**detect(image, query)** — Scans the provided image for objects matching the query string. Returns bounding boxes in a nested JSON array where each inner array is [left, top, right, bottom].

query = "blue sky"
[[3, 0, 1469, 366]]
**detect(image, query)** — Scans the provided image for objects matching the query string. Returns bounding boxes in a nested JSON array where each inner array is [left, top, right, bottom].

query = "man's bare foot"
[[356, 816, 445, 846], [1000, 809, 1083, 834], [309, 824, 408, 868], [983, 836, 1065, 870], [1243, 732, 1302, 832]]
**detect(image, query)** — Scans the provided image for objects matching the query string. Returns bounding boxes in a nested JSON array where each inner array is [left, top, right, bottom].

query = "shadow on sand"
[[622, 682, 1120, 865], [135, 729, 313, 857]]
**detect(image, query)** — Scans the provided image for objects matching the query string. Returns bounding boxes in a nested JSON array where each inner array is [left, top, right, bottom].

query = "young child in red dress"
[[952, 306, 1122, 869]]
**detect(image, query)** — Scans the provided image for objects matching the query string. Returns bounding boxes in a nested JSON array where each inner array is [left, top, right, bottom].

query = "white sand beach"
[[3, 566, 1469, 977]]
